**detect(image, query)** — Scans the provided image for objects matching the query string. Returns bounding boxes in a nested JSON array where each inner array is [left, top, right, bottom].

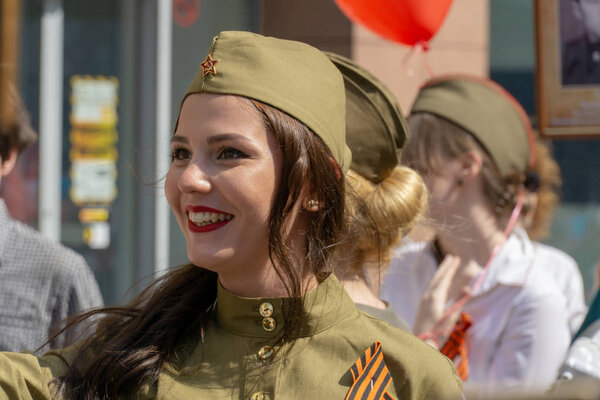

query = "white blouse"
[[381, 228, 571, 395], [530, 242, 587, 335]]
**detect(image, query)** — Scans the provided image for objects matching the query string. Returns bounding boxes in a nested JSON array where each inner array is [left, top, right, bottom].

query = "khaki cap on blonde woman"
[[326, 52, 408, 183]]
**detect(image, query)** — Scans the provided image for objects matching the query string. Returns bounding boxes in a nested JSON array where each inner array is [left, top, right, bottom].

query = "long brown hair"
[[524, 140, 562, 240], [52, 98, 345, 399]]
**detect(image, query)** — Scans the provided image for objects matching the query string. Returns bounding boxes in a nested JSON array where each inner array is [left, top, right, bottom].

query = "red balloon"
[[334, 0, 454, 47]]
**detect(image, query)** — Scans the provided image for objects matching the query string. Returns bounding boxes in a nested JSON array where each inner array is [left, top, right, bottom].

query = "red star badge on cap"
[[200, 54, 219, 77]]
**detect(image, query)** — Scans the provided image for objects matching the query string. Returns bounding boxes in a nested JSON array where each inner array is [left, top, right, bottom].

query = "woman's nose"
[[178, 162, 212, 193]]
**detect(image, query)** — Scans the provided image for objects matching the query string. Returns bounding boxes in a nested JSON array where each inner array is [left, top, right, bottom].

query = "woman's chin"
[[187, 250, 234, 271]]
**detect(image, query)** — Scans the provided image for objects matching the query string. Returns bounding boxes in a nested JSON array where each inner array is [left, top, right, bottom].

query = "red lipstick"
[[185, 205, 234, 233]]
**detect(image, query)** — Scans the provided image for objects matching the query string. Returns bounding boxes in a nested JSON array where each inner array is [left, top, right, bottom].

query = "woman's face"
[[420, 157, 464, 223], [165, 93, 283, 286]]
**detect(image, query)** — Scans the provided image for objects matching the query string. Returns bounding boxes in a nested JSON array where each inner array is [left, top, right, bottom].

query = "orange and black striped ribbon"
[[440, 312, 472, 381], [345, 341, 396, 400]]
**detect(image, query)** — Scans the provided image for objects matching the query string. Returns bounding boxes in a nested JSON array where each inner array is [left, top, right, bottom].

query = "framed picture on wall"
[[535, 0, 600, 137]]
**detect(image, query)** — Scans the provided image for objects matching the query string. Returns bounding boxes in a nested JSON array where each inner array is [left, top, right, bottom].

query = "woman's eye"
[[171, 148, 191, 162], [217, 147, 248, 160]]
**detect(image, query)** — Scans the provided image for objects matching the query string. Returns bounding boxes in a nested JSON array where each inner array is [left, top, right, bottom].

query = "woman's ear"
[[0, 148, 18, 178], [457, 150, 483, 184]]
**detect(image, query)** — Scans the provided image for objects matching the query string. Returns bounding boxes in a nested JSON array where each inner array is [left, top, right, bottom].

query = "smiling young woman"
[[0, 32, 462, 400]]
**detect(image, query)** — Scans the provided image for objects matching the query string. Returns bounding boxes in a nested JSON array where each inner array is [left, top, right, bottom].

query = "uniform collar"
[[0, 199, 11, 259], [215, 273, 358, 339], [470, 227, 535, 297]]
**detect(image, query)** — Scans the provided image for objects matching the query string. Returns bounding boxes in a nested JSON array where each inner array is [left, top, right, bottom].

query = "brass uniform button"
[[262, 317, 276, 331], [258, 345, 273, 360], [259, 302, 273, 317], [251, 392, 265, 400]]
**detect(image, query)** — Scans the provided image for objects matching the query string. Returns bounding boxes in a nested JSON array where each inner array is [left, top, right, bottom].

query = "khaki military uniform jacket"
[[0, 274, 461, 400]]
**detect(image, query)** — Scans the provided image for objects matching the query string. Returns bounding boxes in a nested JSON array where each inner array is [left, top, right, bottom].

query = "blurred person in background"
[[381, 76, 571, 396], [519, 139, 587, 336], [554, 294, 600, 391], [552, 257, 600, 389], [327, 53, 427, 331], [0, 141, 37, 223], [390, 138, 587, 337], [0, 86, 103, 353]]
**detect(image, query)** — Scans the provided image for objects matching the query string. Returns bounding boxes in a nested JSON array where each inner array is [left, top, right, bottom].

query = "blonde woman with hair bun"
[[327, 53, 427, 330]]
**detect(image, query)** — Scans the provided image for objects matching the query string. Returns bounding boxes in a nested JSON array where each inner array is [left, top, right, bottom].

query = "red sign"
[[173, 0, 201, 28]]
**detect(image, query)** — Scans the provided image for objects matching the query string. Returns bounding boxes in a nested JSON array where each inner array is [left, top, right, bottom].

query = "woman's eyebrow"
[[207, 133, 248, 145], [171, 135, 189, 144]]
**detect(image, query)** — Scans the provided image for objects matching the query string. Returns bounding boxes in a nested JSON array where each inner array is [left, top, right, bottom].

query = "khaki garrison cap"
[[180, 31, 352, 173], [326, 52, 408, 183], [411, 75, 535, 177]]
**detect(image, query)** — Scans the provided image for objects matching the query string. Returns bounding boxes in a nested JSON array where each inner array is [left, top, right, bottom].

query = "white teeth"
[[188, 211, 233, 227]]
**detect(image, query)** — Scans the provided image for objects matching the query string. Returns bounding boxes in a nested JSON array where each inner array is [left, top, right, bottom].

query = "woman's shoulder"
[[522, 258, 568, 299], [393, 239, 433, 259], [0, 350, 70, 398], [494, 230, 566, 300], [381, 240, 437, 322], [499, 261, 569, 328], [533, 242, 578, 269], [385, 240, 437, 282], [318, 310, 463, 399], [360, 312, 459, 371], [356, 303, 411, 332]]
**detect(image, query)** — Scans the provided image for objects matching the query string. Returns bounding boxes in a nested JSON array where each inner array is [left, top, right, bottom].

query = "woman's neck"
[[219, 261, 318, 298], [436, 202, 505, 268], [219, 212, 318, 298], [340, 273, 387, 310]]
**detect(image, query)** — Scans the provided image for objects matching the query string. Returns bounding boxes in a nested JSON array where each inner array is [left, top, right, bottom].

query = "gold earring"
[[306, 199, 319, 212]]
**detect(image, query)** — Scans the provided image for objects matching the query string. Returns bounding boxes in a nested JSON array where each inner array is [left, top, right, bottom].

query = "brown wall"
[[353, 0, 489, 114], [260, 0, 352, 57], [261, 0, 489, 114]]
